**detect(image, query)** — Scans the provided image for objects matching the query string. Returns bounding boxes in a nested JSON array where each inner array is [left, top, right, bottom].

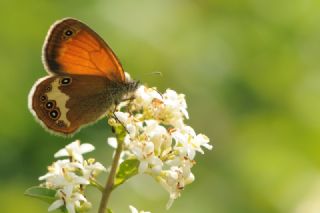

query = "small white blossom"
[[41, 168, 89, 189], [83, 158, 107, 180], [39, 141, 105, 213], [130, 86, 189, 129], [54, 140, 95, 162], [129, 205, 151, 213], [143, 120, 172, 156], [133, 86, 162, 110], [162, 89, 189, 121], [172, 125, 212, 160], [39, 160, 88, 189], [48, 187, 90, 213], [130, 141, 163, 174]]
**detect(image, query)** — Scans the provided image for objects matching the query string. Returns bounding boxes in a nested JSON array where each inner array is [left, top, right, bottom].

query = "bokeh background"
[[1, 0, 320, 212]]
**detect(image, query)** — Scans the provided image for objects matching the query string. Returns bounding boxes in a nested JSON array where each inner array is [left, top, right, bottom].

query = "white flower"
[[172, 126, 212, 160], [195, 134, 213, 151], [143, 120, 172, 156], [133, 86, 162, 110], [158, 165, 195, 209], [39, 160, 88, 189], [163, 89, 189, 119], [129, 205, 151, 213], [40, 166, 89, 190], [130, 86, 189, 129], [54, 140, 95, 162], [39, 159, 75, 181], [108, 85, 212, 208], [157, 169, 181, 209], [48, 186, 90, 213], [113, 111, 140, 138], [83, 158, 107, 179], [114, 111, 130, 124], [39, 140, 105, 213], [131, 141, 163, 175]]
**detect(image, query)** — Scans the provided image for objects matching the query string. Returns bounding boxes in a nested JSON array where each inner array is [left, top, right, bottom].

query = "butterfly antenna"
[[143, 71, 163, 97], [151, 87, 163, 99], [145, 71, 163, 77]]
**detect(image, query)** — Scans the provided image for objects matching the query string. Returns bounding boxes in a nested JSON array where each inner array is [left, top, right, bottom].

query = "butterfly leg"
[[121, 95, 135, 102], [121, 95, 136, 116], [111, 104, 129, 134]]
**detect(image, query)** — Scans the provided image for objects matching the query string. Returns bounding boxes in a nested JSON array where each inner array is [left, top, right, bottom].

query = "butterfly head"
[[126, 80, 140, 94]]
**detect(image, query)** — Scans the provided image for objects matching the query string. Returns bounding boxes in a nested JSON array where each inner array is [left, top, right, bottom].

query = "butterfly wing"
[[28, 74, 117, 136], [43, 18, 125, 82]]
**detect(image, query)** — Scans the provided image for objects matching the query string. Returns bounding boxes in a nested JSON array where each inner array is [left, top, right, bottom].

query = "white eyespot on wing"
[[46, 78, 71, 127]]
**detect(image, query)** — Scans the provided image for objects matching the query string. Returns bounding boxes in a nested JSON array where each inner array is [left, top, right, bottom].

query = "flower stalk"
[[89, 178, 104, 192], [98, 125, 126, 213]]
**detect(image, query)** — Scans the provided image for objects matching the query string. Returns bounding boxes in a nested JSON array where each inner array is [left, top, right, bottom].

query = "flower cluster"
[[39, 140, 106, 213], [108, 86, 212, 208]]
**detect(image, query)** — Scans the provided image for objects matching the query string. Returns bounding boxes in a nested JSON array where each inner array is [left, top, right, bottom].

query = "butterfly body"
[[29, 18, 138, 136]]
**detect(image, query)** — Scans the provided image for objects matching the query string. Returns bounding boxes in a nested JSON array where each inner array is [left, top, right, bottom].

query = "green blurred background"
[[1, 0, 320, 212]]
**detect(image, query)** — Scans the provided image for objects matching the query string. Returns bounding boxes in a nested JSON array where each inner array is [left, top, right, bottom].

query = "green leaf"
[[24, 186, 57, 204], [107, 208, 114, 213], [114, 159, 139, 188]]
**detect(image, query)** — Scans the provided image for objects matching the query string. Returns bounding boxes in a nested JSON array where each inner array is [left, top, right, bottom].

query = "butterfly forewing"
[[43, 18, 125, 82]]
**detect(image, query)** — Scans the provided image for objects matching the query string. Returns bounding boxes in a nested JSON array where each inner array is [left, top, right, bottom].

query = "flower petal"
[[54, 149, 69, 158], [80, 143, 95, 154], [129, 205, 139, 213], [48, 199, 64, 212], [66, 202, 75, 213], [107, 137, 118, 149], [138, 161, 148, 174]]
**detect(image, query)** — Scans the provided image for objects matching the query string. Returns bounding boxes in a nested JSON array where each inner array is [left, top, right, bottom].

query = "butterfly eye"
[[49, 109, 60, 120], [45, 100, 55, 110], [60, 77, 72, 86], [40, 95, 47, 102]]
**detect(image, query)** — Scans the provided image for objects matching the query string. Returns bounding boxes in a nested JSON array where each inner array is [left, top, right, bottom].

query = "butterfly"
[[28, 18, 139, 136]]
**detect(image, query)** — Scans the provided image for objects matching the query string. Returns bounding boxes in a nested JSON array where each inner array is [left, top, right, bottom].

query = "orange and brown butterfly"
[[28, 18, 139, 136]]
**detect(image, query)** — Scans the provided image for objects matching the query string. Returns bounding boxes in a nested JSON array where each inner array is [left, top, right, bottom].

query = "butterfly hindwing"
[[28, 74, 117, 136], [43, 18, 125, 82]]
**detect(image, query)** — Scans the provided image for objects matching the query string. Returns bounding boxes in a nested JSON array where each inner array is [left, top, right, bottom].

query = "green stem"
[[90, 179, 104, 192], [98, 129, 124, 213]]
